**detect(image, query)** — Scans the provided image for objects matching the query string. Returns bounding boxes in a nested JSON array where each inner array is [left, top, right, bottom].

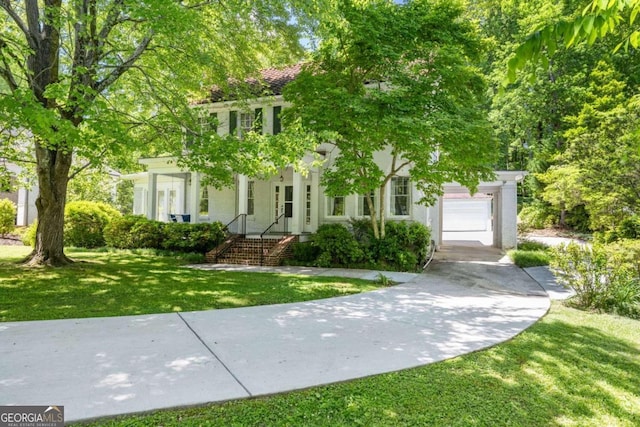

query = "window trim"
[[390, 177, 411, 217], [326, 195, 347, 218]]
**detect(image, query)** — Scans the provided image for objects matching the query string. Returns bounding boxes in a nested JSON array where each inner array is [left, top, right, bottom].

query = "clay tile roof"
[[208, 63, 303, 102]]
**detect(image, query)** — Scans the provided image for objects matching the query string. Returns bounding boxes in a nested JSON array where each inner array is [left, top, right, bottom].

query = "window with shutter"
[[229, 110, 237, 136], [273, 106, 282, 135]]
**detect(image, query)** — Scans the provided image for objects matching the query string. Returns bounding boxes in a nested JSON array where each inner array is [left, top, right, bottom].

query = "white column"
[[16, 188, 28, 226], [237, 174, 248, 215], [291, 171, 303, 234], [310, 170, 319, 231], [146, 173, 157, 220], [188, 172, 200, 223], [500, 181, 518, 249], [432, 196, 443, 249]]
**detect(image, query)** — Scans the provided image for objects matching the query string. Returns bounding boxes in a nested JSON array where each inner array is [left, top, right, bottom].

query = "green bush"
[[551, 242, 640, 318], [105, 215, 225, 253], [518, 203, 557, 231], [162, 222, 225, 253], [291, 241, 320, 263], [22, 220, 37, 246], [0, 199, 16, 236], [313, 224, 364, 267], [104, 215, 143, 249], [602, 215, 640, 243], [64, 201, 121, 248]]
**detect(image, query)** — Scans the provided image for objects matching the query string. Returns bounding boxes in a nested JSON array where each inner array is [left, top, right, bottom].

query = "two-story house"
[[124, 64, 524, 261]]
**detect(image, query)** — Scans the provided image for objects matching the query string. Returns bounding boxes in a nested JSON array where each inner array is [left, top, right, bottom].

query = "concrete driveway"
[[0, 259, 553, 423]]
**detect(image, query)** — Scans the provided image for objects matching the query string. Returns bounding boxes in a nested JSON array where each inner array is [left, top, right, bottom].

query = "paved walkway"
[[0, 257, 566, 423]]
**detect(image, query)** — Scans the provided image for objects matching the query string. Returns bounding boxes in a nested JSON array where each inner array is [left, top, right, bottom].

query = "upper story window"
[[391, 177, 410, 216], [200, 112, 217, 133], [273, 106, 282, 135], [230, 108, 263, 137]]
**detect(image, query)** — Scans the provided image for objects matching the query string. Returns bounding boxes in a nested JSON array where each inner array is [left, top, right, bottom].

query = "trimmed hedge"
[[295, 220, 431, 272], [104, 215, 225, 253], [64, 201, 121, 248]]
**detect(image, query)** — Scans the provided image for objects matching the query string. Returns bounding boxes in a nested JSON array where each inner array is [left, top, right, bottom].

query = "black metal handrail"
[[260, 213, 289, 265], [224, 213, 247, 236]]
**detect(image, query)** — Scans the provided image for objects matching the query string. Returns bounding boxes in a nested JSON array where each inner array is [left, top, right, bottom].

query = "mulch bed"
[[0, 235, 26, 246]]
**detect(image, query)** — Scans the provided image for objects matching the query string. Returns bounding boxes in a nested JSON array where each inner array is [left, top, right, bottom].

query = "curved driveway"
[[0, 259, 552, 422]]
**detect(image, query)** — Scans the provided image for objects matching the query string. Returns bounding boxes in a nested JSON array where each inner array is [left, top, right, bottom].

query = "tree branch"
[[68, 148, 107, 180], [94, 32, 153, 93], [0, 0, 38, 50]]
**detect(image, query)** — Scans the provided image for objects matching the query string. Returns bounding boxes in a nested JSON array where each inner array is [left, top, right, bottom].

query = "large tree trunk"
[[23, 143, 73, 266]]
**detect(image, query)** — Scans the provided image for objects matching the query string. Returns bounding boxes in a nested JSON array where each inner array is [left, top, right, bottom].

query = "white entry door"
[[272, 184, 294, 221]]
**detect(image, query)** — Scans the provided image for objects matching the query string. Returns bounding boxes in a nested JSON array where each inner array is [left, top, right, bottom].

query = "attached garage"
[[442, 194, 492, 232]]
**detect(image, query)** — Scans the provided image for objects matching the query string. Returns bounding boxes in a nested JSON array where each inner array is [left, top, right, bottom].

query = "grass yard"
[[0, 246, 380, 322], [80, 303, 640, 426], [508, 239, 552, 268]]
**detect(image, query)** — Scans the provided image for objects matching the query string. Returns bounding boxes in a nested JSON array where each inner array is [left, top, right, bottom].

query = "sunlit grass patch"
[[0, 245, 380, 322]]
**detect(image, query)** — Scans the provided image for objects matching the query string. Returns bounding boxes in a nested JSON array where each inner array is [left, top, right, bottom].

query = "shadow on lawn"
[[338, 316, 640, 426], [0, 251, 373, 322]]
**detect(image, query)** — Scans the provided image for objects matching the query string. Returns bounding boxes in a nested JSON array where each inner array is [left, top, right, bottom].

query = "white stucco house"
[[125, 64, 524, 253], [0, 161, 38, 226]]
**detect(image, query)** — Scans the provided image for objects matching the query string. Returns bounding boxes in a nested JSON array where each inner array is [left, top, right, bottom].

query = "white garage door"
[[443, 199, 491, 232]]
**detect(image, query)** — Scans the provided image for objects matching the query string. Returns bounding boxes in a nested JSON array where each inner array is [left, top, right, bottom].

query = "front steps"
[[205, 235, 298, 266]]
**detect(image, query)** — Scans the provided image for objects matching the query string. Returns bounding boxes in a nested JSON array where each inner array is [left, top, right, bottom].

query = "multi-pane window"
[[327, 196, 345, 216], [391, 177, 410, 216], [247, 181, 255, 216], [305, 185, 311, 225], [199, 187, 209, 217], [358, 191, 376, 216], [240, 112, 254, 135], [199, 112, 217, 133]]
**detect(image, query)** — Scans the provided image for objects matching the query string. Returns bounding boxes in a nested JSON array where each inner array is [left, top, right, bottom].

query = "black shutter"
[[229, 110, 237, 136], [254, 108, 263, 134], [273, 106, 282, 135], [208, 112, 218, 133]]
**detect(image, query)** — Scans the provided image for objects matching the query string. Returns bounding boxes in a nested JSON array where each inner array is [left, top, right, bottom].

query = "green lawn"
[[0, 246, 380, 322], [80, 303, 640, 427]]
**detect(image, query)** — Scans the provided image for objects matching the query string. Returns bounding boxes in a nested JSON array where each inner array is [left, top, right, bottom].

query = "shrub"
[[64, 201, 121, 248], [313, 224, 364, 267], [104, 215, 142, 249], [0, 199, 16, 236], [22, 220, 37, 247], [105, 216, 225, 253], [601, 215, 640, 243], [518, 203, 557, 231], [131, 218, 165, 249], [162, 222, 225, 253], [291, 241, 320, 263], [551, 242, 640, 318]]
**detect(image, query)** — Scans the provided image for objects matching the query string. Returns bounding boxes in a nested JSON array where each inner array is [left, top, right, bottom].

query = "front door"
[[273, 184, 294, 220]]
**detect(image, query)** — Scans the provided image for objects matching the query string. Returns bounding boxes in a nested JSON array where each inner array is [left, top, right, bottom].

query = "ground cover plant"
[[79, 303, 640, 426], [508, 239, 552, 268], [0, 246, 380, 322]]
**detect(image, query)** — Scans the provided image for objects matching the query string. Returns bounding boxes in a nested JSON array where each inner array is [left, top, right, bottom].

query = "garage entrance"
[[442, 193, 493, 246], [430, 171, 526, 250]]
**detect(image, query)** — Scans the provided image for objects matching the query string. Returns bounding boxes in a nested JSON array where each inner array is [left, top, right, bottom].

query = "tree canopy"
[[0, 0, 323, 265], [280, 0, 498, 238]]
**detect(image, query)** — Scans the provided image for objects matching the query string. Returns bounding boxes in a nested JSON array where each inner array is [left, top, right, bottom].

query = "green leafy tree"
[[282, 0, 497, 239], [0, 0, 320, 265], [562, 61, 640, 230], [536, 164, 583, 227]]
